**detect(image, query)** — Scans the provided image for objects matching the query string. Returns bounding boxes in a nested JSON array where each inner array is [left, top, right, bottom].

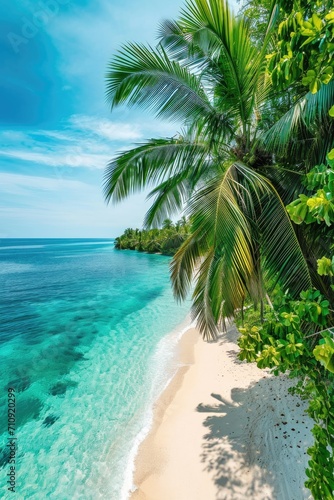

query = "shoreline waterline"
[[122, 315, 198, 500], [130, 324, 314, 500]]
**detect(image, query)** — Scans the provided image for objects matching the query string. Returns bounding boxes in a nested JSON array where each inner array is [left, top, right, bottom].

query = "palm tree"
[[104, 0, 311, 338], [162, 218, 174, 230]]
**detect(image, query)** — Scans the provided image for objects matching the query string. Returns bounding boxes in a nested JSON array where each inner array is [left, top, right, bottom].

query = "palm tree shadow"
[[196, 331, 313, 500]]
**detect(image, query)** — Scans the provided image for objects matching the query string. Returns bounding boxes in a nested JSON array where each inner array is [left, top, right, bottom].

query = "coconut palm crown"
[[104, 0, 312, 339]]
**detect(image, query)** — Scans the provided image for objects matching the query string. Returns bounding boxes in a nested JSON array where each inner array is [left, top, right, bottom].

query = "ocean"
[[0, 239, 191, 499]]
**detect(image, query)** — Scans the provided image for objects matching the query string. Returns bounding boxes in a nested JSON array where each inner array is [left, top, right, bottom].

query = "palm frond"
[[176, 0, 268, 125], [232, 163, 312, 297], [192, 249, 222, 339], [262, 81, 334, 165], [256, 189, 312, 295], [259, 165, 305, 205], [158, 19, 202, 62], [106, 42, 214, 123], [103, 136, 209, 203], [172, 164, 258, 337], [303, 80, 334, 127], [171, 228, 205, 302], [144, 173, 190, 228], [260, 97, 308, 157], [171, 162, 312, 337]]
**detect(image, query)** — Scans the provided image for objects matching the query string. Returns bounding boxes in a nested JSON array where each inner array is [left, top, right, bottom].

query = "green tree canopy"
[[105, 0, 314, 339]]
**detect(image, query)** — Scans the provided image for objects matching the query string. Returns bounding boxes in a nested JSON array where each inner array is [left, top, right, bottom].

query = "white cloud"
[[0, 171, 151, 238], [1, 130, 28, 141], [0, 148, 111, 169], [32, 130, 75, 142], [0, 114, 146, 170], [0, 172, 93, 196], [69, 115, 142, 141], [0, 111, 182, 172]]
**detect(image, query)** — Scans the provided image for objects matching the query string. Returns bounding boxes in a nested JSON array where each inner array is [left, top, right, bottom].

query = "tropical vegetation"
[[105, 0, 334, 496], [114, 218, 191, 254]]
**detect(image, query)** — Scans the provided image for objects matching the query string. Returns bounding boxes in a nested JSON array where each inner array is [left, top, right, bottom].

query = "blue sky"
[[0, 0, 187, 237]]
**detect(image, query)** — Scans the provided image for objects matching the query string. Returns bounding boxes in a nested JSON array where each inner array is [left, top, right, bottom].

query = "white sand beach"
[[131, 325, 313, 500]]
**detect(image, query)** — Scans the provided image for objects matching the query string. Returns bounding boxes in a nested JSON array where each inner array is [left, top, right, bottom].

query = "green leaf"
[[325, 11, 334, 21], [312, 13, 323, 31], [310, 78, 320, 94], [317, 256, 333, 276], [328, 149, 334, 161], [314, 338, 334, 373]]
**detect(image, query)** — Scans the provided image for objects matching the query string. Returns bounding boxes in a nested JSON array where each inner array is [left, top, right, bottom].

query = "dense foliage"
[[105, 0, 316, 340], [104, 0, 334, 496], [114, 218, 191, 255], [236, 288, 334, 498], [267, 0, 334, 94]]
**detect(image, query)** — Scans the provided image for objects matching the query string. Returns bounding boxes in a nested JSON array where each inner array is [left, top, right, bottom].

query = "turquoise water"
[[0, 239, 191, 499]]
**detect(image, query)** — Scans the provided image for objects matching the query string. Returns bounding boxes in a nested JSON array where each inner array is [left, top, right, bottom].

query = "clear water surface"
[[0, 239, 191, 499]]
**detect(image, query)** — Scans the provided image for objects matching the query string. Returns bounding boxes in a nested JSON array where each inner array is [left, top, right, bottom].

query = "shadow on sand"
[[196, 327, 313, 500]]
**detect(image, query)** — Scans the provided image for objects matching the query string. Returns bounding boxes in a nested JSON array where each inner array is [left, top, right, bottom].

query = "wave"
[[52, 241, 114, 246], [122, 314, 196, 500], [0, 240, 114, 251], [0, 262, 36, 274], [0, 245, 45, 250]]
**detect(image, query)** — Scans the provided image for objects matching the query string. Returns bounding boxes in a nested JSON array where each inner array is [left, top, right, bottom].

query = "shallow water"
[[0, 239, 190, 499]]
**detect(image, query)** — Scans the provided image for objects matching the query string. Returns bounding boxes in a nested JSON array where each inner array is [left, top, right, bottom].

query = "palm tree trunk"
[[241, 298, 244, 327], [266, 293, 274, 309], [260, 299, 264, 324]]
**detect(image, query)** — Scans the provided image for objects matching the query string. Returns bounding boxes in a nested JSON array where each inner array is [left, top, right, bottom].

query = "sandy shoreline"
[[130, 324, 313, 500]]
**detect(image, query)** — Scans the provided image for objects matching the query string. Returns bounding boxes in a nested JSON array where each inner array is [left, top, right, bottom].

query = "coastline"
[[130, 324, 314, 500], [121, 315, 197, 500]]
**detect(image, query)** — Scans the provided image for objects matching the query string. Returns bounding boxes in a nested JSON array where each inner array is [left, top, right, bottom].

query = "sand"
[[131, 324, 314, 500]]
